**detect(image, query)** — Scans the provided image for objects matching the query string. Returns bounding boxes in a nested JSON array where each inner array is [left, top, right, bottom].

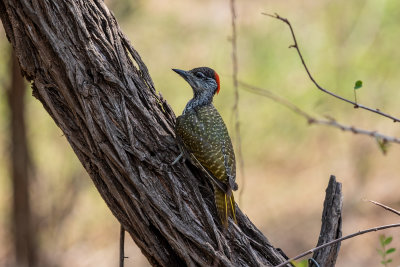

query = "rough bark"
[[8, 50, 37, 267], [0, 1, 287, 266], [311, 175, 342, 267]]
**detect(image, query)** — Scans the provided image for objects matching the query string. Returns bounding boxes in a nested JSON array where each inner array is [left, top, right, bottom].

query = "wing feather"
[[176, 105, 236, 187]]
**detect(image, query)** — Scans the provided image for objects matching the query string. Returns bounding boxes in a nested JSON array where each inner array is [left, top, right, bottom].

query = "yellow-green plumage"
[[176, 104, 237, 228]]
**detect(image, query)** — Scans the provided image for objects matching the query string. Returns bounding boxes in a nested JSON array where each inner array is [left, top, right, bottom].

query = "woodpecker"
[[172, 67, 237, 228]]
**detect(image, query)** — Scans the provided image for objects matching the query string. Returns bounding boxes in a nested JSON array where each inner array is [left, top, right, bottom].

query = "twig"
[[353, 88, 358, 105], [239, 81, 313, 121], [239, 81, 400, 145], [367, 200, 400, 216], [262, 12, 400, 124], [229, 0, 246, 202], [275, 223, 400, 267], [120, 225, 125, 267], [316, 120, 400, 144]]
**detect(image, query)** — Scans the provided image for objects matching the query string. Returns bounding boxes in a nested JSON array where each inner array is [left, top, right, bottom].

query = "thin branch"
[[239, 81, 313, 121], [262, 12, 400, 124], [275, 223, 400, 267], [239, 82, 400, 145], [120, 225, 125, 267], [367, 200, 400, 216], [229, 0, 246, 203], [315, 120, 400, 144]]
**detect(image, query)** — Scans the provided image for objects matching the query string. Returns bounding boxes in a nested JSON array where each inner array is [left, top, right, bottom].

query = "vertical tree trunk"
[[0, 1, 287, 266], [8, 50, 37, 267]]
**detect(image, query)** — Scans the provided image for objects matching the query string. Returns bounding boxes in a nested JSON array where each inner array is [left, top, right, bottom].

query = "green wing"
[[176, 104, 237, 227], [176, 105, 236, 186]]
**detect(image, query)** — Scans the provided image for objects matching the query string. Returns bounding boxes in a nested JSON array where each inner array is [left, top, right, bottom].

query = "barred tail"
[[213, 185, 237, 228]]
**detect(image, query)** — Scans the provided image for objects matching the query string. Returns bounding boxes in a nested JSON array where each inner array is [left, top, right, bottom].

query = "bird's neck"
[[183, 90, 214, 114]]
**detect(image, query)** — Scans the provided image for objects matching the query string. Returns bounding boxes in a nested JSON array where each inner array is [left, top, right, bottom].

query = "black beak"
[[172, 68, 190, 80]]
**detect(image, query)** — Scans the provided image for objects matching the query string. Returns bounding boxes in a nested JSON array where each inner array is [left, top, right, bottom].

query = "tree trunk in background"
[[0, 1, 287, 266], [8, 51, 37, 266]]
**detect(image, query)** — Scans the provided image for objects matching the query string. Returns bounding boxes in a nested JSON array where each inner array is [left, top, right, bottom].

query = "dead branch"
[[311, 175, 343, 267]]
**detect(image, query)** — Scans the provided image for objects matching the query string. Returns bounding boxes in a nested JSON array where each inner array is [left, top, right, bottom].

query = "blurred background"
[[1, 0, 400, 266]]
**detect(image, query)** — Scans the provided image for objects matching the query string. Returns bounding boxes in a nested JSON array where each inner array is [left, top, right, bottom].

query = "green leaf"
[[387, 259, 393, 263], [384, 236, 393, 245], [386, 248, 396, 254], [354, 80, 363, 90], [291, 259, 308, 267], [380, 235, 386, 246], [381, 260, 387, 265]]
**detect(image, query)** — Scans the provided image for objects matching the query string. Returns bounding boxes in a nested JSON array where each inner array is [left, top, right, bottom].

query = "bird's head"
[[172, 67, 220, 97]]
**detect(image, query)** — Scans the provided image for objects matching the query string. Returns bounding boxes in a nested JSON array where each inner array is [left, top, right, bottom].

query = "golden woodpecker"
[[173, 67, 237, 228]]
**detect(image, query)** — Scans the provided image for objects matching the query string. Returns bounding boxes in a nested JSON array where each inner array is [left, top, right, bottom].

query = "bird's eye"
[[195, 72, 205, 78]]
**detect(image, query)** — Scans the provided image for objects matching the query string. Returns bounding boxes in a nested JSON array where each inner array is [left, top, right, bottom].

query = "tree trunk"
[[0, 1, 287, 266], [8, 49, 37, 267]]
